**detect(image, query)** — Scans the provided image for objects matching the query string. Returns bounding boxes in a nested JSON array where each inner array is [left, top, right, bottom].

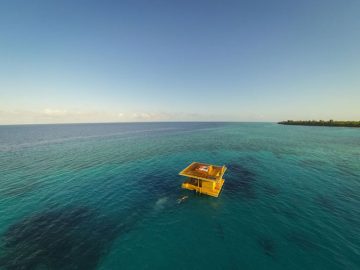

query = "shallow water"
[[0, 122, 359, 269]]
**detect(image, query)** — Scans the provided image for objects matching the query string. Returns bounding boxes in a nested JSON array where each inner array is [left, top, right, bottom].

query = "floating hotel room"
[[179, 162, 227, 197]]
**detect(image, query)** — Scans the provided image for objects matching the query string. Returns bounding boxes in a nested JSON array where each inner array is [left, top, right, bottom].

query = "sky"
[[0, 0, 359, 124]]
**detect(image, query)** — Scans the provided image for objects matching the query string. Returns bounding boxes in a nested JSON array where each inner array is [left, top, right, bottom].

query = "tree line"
[[278, 120, 360, 128]]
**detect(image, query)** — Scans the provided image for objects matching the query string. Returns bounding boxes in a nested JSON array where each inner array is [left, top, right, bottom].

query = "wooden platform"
[[182, 178, 225, 197], [179, 162, 227, 198]]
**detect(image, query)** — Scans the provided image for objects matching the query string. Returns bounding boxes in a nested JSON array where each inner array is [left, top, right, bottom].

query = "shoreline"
[[278, 120, 360, 128]]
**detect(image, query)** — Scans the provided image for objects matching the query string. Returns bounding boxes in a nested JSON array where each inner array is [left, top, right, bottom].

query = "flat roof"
[[179, 162, 227, 182]]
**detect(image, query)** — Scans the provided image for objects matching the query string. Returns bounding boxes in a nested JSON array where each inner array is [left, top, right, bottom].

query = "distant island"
[[278, 120, 360, 128]]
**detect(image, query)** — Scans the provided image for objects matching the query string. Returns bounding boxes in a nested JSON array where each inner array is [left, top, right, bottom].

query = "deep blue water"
[[0, 122, 359, 269]]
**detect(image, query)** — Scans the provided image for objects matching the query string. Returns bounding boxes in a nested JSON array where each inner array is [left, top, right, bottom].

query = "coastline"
[[278, 120, 360, 128]]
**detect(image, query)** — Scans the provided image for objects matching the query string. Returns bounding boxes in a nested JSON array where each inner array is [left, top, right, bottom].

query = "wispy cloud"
[[0, 109, 226, 124], [44, 108, 68, 116]]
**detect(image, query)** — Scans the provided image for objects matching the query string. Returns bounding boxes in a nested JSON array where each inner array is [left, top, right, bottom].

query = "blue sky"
[[0, 0, 359, 124]]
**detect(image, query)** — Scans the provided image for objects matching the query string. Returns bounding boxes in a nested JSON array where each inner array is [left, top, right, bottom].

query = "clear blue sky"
[[1, 0, 359, 124]]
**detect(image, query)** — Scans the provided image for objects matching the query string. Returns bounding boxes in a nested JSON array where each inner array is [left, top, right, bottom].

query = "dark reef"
[[315, 194, 359, 226], [225, 163, 257, 199], [0, 205, 130, 270], [262, 183, 280, 197], [215, 223, 225, 240], [257, 236, 276, 257], [315, 195, 338, 213], [140, 171, 177, 197]]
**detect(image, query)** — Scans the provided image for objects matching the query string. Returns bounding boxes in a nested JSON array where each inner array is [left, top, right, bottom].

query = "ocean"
[[0, 122, 359, 269]]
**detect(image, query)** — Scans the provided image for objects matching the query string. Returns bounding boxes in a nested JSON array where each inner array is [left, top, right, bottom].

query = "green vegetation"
[[278, 120, 360, 128]]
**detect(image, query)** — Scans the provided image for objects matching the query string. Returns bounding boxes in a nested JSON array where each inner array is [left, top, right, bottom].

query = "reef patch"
[[0, 205, 121, 270], [225, 163, 257, 199], [257, 236, 276, 257]]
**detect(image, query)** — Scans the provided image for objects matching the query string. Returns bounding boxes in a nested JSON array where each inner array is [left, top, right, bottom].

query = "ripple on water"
[[0, 181, 38, 198], [261, 183, 280, 197], [286, 231, 319, 251], [315, 193, 360, 227]]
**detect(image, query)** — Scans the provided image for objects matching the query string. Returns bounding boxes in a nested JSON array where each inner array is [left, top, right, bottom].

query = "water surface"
[[0, 122, 359, 269]]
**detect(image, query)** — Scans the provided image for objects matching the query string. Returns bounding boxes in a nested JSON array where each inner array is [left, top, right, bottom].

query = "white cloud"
[[44, 108, 68, 116], [0, 108, 232, 124], [132, 113, 155, 120]]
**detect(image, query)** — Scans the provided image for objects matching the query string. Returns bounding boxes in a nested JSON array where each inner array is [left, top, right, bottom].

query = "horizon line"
[[0, 120, 277, 126]]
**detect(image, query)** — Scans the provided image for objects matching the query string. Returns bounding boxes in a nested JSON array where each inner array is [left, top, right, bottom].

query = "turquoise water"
[[0, 122, 359, 269]]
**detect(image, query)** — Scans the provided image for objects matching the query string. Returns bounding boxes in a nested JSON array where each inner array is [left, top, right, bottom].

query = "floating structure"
[[179, 162, 227, 197]]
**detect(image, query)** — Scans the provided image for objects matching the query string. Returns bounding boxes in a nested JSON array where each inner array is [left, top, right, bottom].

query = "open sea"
[[0, 122, 359, 270]]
